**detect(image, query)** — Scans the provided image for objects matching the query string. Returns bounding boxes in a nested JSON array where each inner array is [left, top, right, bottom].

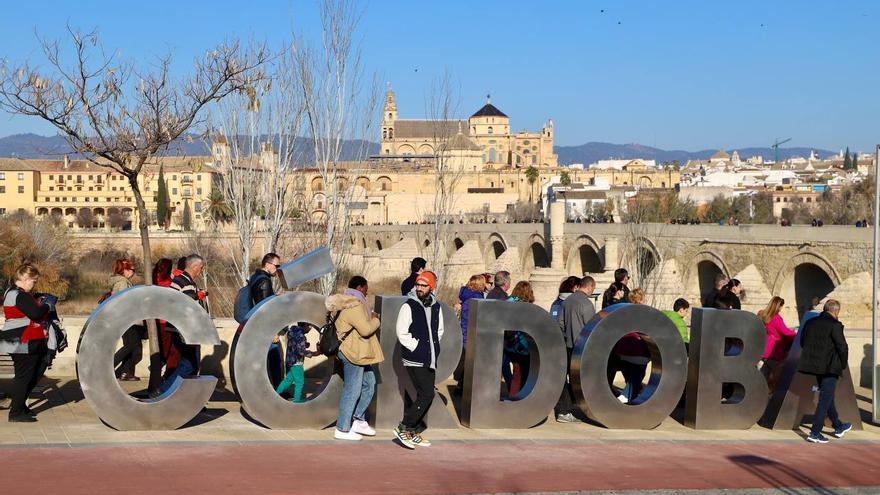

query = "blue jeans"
[[620, 360, 647, 402], [811, 374, 843, 436], [159, 332, 199, 394], [336, 352, 376, 432]]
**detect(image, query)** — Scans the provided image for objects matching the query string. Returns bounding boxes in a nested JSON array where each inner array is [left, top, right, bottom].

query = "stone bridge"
[[349, 221, 874, 327]]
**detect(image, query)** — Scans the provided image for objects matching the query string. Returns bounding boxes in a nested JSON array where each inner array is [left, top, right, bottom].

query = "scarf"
[[344, 288, 371, 318]]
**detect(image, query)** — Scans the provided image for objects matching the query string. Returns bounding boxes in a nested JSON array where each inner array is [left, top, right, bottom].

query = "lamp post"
[[873, 144, 880, 422]]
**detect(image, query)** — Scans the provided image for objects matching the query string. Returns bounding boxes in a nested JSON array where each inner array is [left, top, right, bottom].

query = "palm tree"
[[559, 170, 572, 221], [204, 190, 234, 225], [525, 165, 539, 203]]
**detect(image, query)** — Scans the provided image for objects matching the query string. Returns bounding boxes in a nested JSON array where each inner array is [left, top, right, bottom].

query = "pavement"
[[1, 378, 880, 494]]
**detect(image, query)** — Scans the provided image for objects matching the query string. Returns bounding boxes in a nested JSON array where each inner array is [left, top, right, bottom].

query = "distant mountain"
[[0, 133, 837, 166], [554, 142, 838, 166], [0, 133, 380, 164]]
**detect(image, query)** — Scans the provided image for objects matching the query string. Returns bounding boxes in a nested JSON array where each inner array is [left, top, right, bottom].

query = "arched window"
[[389, 129, 393, 139], [487, 126, 494, 134], [382, 130, 387, 139]]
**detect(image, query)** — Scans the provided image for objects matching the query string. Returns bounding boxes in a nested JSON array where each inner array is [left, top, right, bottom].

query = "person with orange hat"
[[393, 270, 444, 449]]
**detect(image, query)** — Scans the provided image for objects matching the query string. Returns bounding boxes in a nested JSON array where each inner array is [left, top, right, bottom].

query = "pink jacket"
[[763, 314, 796, 361]]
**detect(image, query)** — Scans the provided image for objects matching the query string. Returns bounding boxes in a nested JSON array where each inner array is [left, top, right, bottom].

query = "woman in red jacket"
[[1, 264, 51, 422], [153, 258, 179, 375], [758, 296, 796, 389]]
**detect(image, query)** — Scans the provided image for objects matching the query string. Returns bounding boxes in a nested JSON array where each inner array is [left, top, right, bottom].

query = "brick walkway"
[[2, 379, 880, 493]]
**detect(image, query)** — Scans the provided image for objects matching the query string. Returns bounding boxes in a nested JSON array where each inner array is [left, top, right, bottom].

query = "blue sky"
[[0, 0, 877, 152]]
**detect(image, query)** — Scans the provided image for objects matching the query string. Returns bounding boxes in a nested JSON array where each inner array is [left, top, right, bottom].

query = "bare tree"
[[260, 46, 307, 254], [293, 0, 379, 294], [424, 72, 462, 287], [0, 27, 268, 391], [207, 117, 264, 284]]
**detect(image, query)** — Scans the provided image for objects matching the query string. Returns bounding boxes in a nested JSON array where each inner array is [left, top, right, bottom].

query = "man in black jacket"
[[400, 257, 427, 295], [251, 253, 283, 387], [702, 272, 728, 308], [486, 271, 511, 300], [158, 254, 206, 395], [250, 253, 280, 304], [798, 299, 852, 443]]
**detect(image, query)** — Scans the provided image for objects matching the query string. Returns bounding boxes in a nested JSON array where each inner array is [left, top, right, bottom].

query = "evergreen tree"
[[843, 147, 852, 170], [156, 165, 169, 228], [182, 200, 193, 231], [852, 153, 859, 171]]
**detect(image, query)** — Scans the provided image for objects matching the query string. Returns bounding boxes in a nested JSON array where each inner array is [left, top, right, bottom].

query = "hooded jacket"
[[458, 286, 484, 344], [326, 293, 383, 366], [396, 290, 444, 369]]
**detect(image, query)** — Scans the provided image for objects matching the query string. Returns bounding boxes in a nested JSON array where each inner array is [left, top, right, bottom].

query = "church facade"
[[378, 86, 558, 169]]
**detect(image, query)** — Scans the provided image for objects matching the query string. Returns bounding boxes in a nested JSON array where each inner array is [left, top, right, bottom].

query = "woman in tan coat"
[[329, 275, 383, 441]]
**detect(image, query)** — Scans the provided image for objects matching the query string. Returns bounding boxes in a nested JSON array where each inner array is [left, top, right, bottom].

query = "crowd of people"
[[0, 252, 853, 445], [449, 262, 852, 443]]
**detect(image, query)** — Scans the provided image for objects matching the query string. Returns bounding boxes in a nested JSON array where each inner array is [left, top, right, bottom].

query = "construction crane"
[[771, 137, 792, 164]]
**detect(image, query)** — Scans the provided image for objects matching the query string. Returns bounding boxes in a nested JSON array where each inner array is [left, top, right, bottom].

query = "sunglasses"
[[271, 263, 282, 268]]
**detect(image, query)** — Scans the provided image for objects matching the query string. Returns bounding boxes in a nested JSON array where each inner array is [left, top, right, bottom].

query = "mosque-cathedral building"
[[378, 86, 558, 169]]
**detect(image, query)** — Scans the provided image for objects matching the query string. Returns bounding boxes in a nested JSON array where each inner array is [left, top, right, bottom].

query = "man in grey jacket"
[[557, 276, 596, 423]]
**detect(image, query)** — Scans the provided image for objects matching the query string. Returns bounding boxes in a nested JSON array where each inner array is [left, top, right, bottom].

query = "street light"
[[873, 144, 880, 422]]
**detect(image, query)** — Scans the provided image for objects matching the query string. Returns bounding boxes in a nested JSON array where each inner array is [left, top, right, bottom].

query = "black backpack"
[[317, 311, 353, 357]]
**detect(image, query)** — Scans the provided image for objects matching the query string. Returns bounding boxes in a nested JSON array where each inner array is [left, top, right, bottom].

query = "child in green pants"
[[275, 325, 312, 402]]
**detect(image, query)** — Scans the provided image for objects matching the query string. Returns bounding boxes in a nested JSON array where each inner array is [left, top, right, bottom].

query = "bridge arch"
[[687, 251, 730, 305], [566, 234, 603, 275], [624, 236, 661, 285], [483, 233, 508, 267], [773, 251, 841, 319], [522, 234, 550, 273]]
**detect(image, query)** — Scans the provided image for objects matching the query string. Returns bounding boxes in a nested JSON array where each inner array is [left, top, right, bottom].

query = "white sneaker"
[[617, 394, 629, 404], [334, 429, 362, 441], [351, 419, 376, 436]]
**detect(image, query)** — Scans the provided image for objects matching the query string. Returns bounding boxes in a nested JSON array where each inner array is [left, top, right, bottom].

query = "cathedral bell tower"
[[381, 83, 397, 149]]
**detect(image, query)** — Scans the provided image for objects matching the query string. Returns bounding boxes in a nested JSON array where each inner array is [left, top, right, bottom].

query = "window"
[[195, 202, 202, 213], [0, 208, 5, 215], [0, 186, 4, 193], [18, 172, 24, 180], [17, 186, 24, 194], [72, 197, 77, 202], [94, 197, 98, 202], [183, 175, 191, 182], [97, 176, 102, 184], [85, 197, 90, 202], [173, 175, 177, 181], [197, 188, 202, 195], [49, 186, 53, 191], [0, 173, 5, 180], [76, 175, 82, 183], [67, 175, 72, 181], [172, 188, 178, 195], [197, 175, 202, 181], [487, 126, 493, 134], [89, 187, 93, 191], [48, 175, 53, 180]]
